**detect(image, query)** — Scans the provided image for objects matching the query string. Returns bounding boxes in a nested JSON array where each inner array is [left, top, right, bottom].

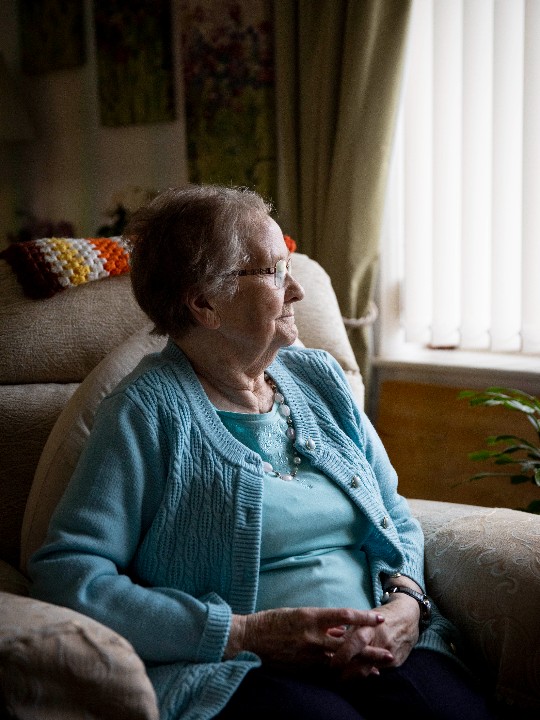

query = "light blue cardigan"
[[29, 340, 464, 720]]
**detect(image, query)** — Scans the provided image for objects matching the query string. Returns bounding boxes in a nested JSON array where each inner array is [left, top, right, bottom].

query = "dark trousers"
[[214, 649, 499, 720]]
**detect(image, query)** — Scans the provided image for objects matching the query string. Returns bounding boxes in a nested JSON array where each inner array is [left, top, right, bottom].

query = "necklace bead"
[[278, 403, 291, 418]]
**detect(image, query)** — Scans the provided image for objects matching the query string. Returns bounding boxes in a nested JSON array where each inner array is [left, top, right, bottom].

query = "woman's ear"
[[185, 288, 221, 329]]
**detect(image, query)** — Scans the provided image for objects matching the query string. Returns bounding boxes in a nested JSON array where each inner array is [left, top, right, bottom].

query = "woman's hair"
[[124, 184, 273, 337]]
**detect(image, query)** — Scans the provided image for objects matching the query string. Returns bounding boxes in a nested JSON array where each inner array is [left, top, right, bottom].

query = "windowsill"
[[372, 346, 540, 393]]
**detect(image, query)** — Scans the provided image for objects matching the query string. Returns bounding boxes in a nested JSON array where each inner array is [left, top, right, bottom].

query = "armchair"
[[0, 250, 538, 718]]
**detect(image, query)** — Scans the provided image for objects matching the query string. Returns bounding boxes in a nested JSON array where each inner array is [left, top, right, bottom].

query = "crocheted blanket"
[[1, 234, 297, 300], [0, 236, 130, 299]]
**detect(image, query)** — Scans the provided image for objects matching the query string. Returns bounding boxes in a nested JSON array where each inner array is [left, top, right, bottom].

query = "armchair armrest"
[[409, 499, 540, 712], [0, 591, 159, 719]]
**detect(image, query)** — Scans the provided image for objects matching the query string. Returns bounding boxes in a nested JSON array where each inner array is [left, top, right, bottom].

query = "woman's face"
[[211, 217, 305, 362]]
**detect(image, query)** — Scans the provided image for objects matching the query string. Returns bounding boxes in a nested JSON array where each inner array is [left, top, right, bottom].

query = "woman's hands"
[[328, 593, 420, 678], [224, 607, 390, 668], [225, 596, 420, 678]]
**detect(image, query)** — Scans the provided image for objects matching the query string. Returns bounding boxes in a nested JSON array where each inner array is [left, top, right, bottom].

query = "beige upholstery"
[[0, 252, 539, 717], [0, 261, 148, 384], [0, 591, 158, 720], [1, 383, 77, 568], [0, 266, 146, 570], [410, 499, 540, 711]]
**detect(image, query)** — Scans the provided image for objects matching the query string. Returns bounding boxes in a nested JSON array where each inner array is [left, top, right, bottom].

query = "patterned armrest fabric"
[[409, 498, 540, 712]]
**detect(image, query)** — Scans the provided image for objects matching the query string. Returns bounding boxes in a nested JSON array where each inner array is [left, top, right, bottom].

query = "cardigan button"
[[305, 438, 316, 450], [350, 475, 360, 489], [381, 516, 389, 529]]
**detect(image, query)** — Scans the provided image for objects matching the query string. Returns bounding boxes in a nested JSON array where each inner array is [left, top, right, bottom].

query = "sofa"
[[0, 247, 539, 719]]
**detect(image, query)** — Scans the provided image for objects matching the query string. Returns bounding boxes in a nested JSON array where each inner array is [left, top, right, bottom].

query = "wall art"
[[19, 0, 86, 75], [180, 0, 276, 202], [94, 0, 176, 126]]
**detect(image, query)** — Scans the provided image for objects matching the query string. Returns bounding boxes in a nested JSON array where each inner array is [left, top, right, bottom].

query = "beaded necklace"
[[262, 373, 303, 482]]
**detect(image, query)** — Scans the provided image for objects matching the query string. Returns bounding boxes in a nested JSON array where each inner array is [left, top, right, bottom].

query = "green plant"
[[459, 386, 540, 514]]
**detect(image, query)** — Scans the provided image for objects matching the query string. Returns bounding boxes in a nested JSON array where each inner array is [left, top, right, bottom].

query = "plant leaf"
[[509, 474, 533, 485], [522, 499, 540, 514], [494, 456, 525, 465], [467, 471, 518, 481], [486, 434, 538, 448], [469, 450, 497, 461], [459, 387, 540, 415]]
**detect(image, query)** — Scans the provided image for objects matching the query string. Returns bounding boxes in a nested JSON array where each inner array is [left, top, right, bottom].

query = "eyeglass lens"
[[275, 258, 292, 288]]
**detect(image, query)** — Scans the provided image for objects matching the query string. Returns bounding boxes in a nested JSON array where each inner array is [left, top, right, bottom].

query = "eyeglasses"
[[235, 258, 292, 289]]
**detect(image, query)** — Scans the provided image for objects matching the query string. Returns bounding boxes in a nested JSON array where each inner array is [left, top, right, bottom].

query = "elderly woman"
[[29, 185, 496, 720]]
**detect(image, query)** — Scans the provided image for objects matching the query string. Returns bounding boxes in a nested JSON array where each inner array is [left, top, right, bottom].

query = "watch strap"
[[381, 585, 432, 630]]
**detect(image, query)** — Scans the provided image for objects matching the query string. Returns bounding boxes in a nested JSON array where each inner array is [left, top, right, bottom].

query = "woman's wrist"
[[223, 614, 247, 659]]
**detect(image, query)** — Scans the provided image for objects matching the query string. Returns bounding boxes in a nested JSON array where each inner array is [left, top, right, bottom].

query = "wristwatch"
[[381, 585, 432, 630]]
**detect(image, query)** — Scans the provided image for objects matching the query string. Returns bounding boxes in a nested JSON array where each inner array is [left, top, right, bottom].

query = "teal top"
[[218, 404, 375, 611], [29, 341, 465, 720]]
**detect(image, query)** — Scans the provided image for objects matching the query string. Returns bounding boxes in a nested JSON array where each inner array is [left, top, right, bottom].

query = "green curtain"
[[274, 0, 412, 391]]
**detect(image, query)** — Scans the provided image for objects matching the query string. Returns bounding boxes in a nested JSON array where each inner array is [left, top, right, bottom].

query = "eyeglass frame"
[[234, 257, 292, 289]]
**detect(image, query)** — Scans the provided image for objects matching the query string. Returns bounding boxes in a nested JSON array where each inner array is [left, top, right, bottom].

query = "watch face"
[[419, 596, 432, 626]]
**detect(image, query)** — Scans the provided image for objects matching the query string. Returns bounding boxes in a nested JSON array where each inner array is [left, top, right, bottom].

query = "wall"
[[0, 0, 188, 246]]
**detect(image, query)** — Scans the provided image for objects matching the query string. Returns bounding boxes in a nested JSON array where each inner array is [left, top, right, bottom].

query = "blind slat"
[[403, 0, 433, 344], [460, 0, 493, 350], [490, 0, 524, 352], [431, 0, 462, 348], [521, 0, 540, 353]]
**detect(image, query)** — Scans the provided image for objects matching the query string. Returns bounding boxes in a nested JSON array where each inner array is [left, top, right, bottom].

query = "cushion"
[[409, 498, 540, 711], [292, 253, 364, 408], [0, 260, 148, 384], [0, 237, 130, 299], [0, 383, 78, 569], [0, 591, 158, 719]]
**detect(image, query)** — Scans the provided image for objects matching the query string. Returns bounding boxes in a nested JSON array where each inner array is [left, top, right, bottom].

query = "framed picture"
[[19, 0, 86, 75], [94, 0, 176, 127]]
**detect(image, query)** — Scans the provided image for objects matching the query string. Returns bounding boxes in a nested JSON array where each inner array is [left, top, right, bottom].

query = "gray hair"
[[124, 184, 273, 337]]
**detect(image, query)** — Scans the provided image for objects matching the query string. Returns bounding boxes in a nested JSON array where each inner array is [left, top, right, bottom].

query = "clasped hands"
[[225, 596, 420, 678]]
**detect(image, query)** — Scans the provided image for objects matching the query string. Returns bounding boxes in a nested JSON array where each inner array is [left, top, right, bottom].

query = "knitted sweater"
[[29, 340, 464, 720]]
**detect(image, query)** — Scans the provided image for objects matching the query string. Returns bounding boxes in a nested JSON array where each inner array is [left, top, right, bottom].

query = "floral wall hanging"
[[180, 0, 276, 203]]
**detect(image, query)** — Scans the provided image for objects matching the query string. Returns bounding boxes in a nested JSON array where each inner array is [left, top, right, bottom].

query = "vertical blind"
[[395, 0, 540, 355]]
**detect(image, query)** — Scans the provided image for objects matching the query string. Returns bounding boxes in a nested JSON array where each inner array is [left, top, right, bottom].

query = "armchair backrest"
[[0, 252, 362, 401], [0, 252, 363, 572]]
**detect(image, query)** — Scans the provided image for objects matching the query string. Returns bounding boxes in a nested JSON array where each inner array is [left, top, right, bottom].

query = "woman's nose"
[[285, 274, 305, 303]]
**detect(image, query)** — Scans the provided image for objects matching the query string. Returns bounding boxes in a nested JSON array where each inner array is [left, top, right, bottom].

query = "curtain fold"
[[274, 0, 411, 389]]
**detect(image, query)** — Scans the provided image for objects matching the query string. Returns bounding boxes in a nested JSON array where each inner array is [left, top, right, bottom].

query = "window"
[[379, 0, 540, 362]]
